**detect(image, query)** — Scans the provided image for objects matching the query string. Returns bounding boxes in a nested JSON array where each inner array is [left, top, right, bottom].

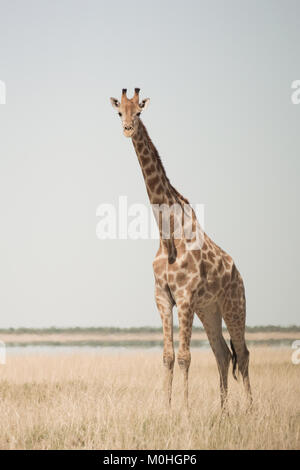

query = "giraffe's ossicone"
[[110, 88, 252, 409]]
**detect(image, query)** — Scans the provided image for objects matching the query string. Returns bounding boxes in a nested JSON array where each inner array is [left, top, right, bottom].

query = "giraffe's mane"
[[139, 120, 190, 206]]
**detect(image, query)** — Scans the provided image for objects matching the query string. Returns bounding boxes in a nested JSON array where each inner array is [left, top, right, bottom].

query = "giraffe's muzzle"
[[123, 125, 134, 137]]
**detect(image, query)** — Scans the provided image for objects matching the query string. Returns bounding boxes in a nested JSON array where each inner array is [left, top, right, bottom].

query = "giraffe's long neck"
[[132, 119, 182, 206], [132, 119, 191, 263]]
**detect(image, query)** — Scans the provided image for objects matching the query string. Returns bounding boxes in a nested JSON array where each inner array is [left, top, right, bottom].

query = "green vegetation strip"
[[4, 339, 296, 348], [0, 325, 299, 335]]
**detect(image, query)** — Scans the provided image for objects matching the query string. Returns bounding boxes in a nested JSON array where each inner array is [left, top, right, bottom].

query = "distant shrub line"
[[0, 325, 299, 334]]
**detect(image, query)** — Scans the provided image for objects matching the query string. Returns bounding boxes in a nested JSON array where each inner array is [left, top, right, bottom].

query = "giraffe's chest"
[[153, 249, 202, 296]]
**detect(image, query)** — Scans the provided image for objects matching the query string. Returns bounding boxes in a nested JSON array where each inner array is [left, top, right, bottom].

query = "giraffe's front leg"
[[177, 305, 194, 410], [155, 284, 174, 407]]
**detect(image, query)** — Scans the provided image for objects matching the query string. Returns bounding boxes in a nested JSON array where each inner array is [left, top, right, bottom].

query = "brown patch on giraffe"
[[207, 240, 214, 250], [185, 252, 197, 272], [202, 261, 212, 278], [198, 287, 205, 297], [176, 288, 185, 298], [180, 318, 188, 327], [200, 261, 206, 278], [145, 164, 155, 176], [166, 188, 172, 199], [231, 263, 237, 281], [202, 242, 208, 251], [223, 254, 232, 269], [204, 292, 213, 300], [190, 276, 199, 290], [207, 251, 215, 263], [137, 142, 144, 153], [153, 258, 166, 273], [156, 184, 164, 194], [222, 273, 231, 288], [231, 282, 238, 298], [176, 272, 186, 287], [148, 175, 160, 191], [218, 258, 224, 274], [208, 278, 220, 294], [151, 197, 161, 205], [140, 154, 150, 166], [180, 301, 189, 310]]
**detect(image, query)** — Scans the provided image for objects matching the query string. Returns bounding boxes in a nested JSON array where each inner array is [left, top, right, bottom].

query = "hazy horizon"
[[1, 324, 299, 331], [0, 0, 299, 328]]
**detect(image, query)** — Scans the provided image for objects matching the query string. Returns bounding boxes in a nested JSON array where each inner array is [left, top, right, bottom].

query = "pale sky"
[[0, 0, 299, 328]]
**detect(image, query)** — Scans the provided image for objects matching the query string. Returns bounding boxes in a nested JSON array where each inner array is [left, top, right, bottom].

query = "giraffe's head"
[[110, 88, 150, 138]]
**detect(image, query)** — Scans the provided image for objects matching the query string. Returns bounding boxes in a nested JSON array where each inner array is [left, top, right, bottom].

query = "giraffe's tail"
[[230, 339, 238, 381]]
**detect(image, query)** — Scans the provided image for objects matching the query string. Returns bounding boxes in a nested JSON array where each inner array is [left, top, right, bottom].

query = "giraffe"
[[110, 88, 252, 409]]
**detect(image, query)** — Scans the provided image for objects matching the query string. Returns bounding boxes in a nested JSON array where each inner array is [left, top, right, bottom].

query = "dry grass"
[[0, 348, 299, 449]]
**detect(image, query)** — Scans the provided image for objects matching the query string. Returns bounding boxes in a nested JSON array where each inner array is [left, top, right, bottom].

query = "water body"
[[5, 339, 294, 357]]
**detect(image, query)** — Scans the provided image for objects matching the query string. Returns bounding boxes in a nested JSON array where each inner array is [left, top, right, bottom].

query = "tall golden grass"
[[0, 348, 299, 449]]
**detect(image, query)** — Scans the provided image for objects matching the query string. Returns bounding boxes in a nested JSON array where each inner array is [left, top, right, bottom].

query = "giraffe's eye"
[[136, 112, 141, 117], [118, 112, 122, 117]]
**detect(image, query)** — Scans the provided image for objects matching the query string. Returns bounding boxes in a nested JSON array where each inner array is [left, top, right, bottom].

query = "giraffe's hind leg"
[[196, 305, 232, 408], [220, 274, 252, 404]]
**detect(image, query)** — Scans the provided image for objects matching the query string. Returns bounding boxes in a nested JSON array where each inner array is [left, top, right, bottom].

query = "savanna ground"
[[0, 347, 299, 449]]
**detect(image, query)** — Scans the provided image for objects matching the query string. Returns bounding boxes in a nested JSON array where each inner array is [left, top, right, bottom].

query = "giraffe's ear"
[[139, 98, 150, 111], [110, 97, 120, 109]]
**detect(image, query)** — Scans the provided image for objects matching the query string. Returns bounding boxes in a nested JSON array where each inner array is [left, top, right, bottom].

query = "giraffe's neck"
[[132, 119, 192, 263], [132, 119, 182, 205]]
